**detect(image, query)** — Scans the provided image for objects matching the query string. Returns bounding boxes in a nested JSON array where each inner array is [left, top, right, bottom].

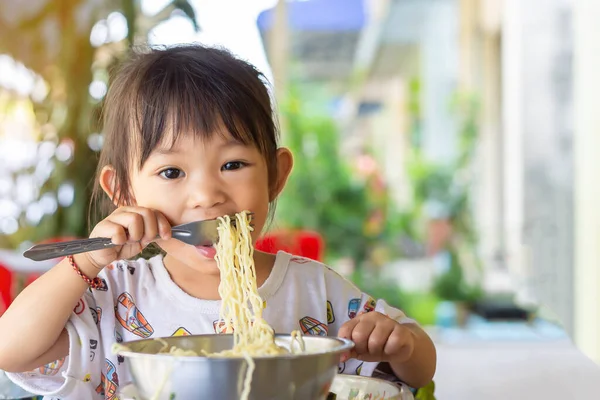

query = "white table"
[[431, 326, 600, 399]]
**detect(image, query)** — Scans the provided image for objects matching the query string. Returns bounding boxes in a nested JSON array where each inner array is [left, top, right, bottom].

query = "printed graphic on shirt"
[[91, 306, 102, 325], [95, 278, 109, 292], [362, 297, 376, 314], [37, 357, 65, 376], [348, 298, 361, 319], [299, 316, 328, 336], [213, 319, 240, 334], [73, 298, 85, 315], [338, 362, 346, 373], [213, 319, 228, 334], [326, 301, 335, 324], [83, 373, 91, 382], [114, 330, 125, 364], [89, 338, 99, 362], [115, 292, 154, 338], [115, 261, 136, 275], [172, 327, 191, 336], [356, 362, 364, 375], [96, 359, 119, 400]]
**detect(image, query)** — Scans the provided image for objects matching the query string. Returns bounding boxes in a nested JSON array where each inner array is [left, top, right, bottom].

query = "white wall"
[[421, 0, 460, 164], [573, 0, 600, 364], [502, 0, 575, 332]]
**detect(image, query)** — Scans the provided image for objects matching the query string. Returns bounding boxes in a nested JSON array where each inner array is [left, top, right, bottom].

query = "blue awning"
[[257, 0, 366, 32]]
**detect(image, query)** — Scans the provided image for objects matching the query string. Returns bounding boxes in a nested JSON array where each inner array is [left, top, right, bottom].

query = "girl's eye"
[[159, 168, 184, 180], [222, 161, 246, 171]]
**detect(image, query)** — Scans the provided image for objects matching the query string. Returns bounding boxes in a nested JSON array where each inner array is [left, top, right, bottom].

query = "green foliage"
[[404, 91, 484, 304], [431, 250, 483, 303], [275, 89, 376, 264], [1, 0, 198, 247], [415, 380, 437, 400], [350, 269, 438, 326]]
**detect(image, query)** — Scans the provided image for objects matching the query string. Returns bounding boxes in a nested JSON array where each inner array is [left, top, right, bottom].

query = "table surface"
[[430, 321, 600, 399]]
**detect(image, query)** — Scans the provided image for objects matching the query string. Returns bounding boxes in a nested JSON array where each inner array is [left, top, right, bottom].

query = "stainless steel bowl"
[[117, 334, 354, 400]]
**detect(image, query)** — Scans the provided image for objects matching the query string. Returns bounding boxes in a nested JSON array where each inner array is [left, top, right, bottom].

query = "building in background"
[[257, 0, 600, 365]]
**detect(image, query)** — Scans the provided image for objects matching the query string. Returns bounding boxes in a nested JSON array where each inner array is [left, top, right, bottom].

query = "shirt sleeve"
[[322, 266, 418, 380], [6, 286, 106, 398]]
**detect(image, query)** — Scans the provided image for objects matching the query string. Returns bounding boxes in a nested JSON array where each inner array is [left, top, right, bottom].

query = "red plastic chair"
[[256, 229, 324, 262], [0, 262, 14, 315]]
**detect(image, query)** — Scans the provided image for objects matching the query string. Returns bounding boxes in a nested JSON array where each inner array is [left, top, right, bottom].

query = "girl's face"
[[118, 128, 292, 275]]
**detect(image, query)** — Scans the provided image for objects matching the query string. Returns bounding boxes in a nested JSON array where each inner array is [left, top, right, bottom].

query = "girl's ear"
[[270, 147, 294, 201], [99, 165, 122, 206]]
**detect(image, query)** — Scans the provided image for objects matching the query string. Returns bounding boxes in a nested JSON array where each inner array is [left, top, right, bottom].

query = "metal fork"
[[22, 214, 254, 262]]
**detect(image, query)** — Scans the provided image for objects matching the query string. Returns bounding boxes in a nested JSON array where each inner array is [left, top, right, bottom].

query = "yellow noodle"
[[212, 212, 291, 358], [114, 211, 305, 400]]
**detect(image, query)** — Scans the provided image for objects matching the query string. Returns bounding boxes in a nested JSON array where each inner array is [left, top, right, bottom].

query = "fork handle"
[[23, 238, 116, 262]]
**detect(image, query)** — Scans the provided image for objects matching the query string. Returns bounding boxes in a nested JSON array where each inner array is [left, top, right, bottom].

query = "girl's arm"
[[0, 254, 96, 372], [0, 206, 171, 372], [386, 323, 437, 388]]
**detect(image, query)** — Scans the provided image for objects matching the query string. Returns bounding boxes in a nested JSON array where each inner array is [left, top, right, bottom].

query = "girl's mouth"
[[195, 244, 217, 259]]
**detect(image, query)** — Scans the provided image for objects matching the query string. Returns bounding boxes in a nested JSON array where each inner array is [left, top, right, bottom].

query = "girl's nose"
[[187, 178, 227, 210]]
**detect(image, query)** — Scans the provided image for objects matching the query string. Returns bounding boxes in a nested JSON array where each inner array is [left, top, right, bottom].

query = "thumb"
[[337, 318, 360, 363]]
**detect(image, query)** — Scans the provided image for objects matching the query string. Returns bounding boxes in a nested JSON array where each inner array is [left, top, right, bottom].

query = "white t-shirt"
[[7, 252, 413, 399]]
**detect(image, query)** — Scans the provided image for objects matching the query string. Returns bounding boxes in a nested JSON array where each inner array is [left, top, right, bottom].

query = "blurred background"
[[1, 0, 600, 396]]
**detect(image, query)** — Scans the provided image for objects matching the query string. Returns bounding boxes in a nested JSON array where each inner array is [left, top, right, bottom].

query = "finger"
[[338, 319, 358, 362], [105, 211, 144, 242], [94, 220, 128, 246], [350, 319, 376, 358], [154, 211, 172, 240], [339, 353, 350, 363], [133, 208, 159, 245], [368, 322, 395, 358], [384, 325, 415, 362], [338, 317, 360, 340], [338, 318, 362, 362]]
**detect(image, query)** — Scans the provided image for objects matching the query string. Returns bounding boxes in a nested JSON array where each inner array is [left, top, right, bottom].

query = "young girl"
[[0, 44, 436, 399]]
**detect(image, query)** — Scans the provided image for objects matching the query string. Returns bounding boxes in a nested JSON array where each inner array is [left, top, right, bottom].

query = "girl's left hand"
[[337, 311, 415, 363]]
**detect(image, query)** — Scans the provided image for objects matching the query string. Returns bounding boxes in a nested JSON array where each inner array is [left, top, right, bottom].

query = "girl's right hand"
[[84, 207, 172, 270]]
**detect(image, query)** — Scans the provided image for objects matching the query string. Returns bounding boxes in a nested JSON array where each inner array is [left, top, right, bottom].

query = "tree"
[[0, 0, 198, 246], [275, 87, 378, 264]]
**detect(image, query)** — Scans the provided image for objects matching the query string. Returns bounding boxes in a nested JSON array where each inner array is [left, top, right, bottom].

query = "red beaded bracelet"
[[67, 255, 103, 289]]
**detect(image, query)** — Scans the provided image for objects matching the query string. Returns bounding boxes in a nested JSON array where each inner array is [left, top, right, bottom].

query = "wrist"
[[73, 253, 103, 277]]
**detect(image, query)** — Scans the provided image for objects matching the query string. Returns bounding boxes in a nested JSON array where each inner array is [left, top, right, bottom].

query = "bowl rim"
[[115, 333, 355, 361]]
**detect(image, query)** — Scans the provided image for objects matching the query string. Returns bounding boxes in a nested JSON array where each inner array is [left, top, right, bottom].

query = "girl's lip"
[[195, 245, 217, 259]]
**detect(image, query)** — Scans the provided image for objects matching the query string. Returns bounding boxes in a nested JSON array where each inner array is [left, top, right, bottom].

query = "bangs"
[[93, 45, 281, 223], [130, 47, 276, 167]]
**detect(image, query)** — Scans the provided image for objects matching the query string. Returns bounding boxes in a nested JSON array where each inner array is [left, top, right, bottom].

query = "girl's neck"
[[162, 250, 277, 301]]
